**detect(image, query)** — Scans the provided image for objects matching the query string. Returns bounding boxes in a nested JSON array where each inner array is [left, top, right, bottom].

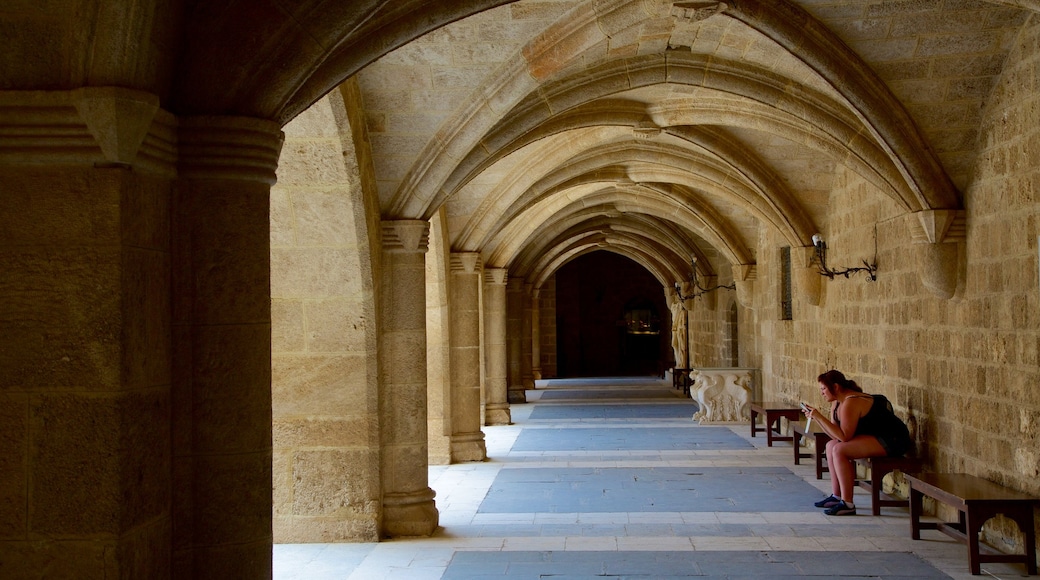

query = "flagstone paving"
[[274, 377, 1029, 579]]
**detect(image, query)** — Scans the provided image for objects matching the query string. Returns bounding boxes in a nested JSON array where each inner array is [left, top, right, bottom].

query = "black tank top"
[[834, 394, 912, 451]]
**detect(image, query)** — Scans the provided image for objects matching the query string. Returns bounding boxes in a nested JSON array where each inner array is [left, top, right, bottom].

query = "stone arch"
[[507, 213, 720, 287], [457, 133, 815, 252], [518, 227, 685, 288], [488, 186, 754, 271], [172, 0, 519, 123]]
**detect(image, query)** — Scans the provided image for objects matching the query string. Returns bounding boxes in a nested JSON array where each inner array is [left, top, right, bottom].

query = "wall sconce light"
[[673, 257, 736, 300], [811, 234, 878, 282]]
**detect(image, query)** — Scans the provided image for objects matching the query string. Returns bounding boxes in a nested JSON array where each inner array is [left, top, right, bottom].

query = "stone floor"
[[274, 377, 1032, 579]]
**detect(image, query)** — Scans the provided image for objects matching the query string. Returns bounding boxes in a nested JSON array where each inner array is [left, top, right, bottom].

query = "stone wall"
[[732, 15, 1040, 555], [686, 259, 739, 369]]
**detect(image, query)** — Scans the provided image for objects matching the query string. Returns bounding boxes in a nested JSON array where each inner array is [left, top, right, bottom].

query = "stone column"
[[379, 220, 439, 536], [506, 278, 527, 403], [0, 87, 174, 579], [521, 283, 534, 389], [448, 253, 488, 461], [531, 289, 543, 380], [173, 115, 283, 578], [484, 269, 511, 425]]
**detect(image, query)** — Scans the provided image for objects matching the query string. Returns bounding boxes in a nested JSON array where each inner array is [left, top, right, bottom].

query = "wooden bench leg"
[[816, 445, 826, 480], [869, 469, 883, 516], [965, 508, 982, 575], [909, 487, 922, 540]]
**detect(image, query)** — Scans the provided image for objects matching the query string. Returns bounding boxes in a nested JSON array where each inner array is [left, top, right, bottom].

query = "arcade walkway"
[[274, 379, 1020, 579]]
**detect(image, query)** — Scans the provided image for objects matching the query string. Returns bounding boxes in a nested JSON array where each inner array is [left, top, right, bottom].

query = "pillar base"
[[382, 488, 439, 537], [507, 387, 528, 404], [485, 403, 511, 425], [450, 432, 487, 462]]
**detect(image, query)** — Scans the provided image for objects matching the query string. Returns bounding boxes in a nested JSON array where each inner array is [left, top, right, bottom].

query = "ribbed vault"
[[348, 0, 1031, 294]]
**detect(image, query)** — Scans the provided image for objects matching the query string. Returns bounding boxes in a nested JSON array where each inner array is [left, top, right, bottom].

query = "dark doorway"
[[555, 252, 670, 377]]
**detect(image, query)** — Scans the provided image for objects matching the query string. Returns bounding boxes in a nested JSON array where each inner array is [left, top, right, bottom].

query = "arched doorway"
[[554, 252, 669, 377]]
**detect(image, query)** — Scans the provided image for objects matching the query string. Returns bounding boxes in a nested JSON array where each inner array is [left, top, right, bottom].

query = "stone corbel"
[[732, 263, 756, 308], [72, 87, 159, 166], [908, 210, 966, 299], [793, 246, 822, 306]]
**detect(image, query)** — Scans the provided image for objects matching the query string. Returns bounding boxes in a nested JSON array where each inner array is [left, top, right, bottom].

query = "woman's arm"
[[804, 400, 860, 442]]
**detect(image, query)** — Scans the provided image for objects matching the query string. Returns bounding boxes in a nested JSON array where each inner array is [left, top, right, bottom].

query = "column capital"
[[178, 116, 284, 184], [449, 252, 482, 274], [0, 87, 177, 175], [382, 220, 430, 253], [485, 268, 508, 286]]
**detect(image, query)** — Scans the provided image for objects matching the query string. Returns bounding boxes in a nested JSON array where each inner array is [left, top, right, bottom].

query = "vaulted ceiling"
[[347, 0, 1032, 288]]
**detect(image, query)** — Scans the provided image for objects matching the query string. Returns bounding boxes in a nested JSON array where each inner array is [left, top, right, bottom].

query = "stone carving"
[[689, 368, 753, 424], [669, 296, 687, 369], [671, 2, 728, 23]]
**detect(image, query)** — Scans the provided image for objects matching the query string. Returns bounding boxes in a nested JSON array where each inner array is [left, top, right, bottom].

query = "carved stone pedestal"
[[688, 367, 756, 424]]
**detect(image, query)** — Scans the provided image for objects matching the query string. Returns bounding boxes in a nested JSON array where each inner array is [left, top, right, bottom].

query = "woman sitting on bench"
[[802, 369, 913, 516]]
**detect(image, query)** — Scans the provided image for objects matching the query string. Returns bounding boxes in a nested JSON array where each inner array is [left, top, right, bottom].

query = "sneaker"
[[824, 500, 856, 516], [813, 494, 841, 508]]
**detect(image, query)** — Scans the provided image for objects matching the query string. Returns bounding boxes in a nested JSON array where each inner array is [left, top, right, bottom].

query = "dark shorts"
[[877, 434, 913, 457]]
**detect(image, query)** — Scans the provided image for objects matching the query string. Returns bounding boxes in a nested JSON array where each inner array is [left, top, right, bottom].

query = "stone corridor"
[[273, 379, 1021, 579]]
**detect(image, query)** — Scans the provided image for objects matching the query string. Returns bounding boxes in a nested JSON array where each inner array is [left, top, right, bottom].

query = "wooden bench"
[[749, 401, 801, 447], [854, 454, 923, 515], [792, 421, 830, 479], [672, 367, 692, 396], [906, 472, 1038, 575]]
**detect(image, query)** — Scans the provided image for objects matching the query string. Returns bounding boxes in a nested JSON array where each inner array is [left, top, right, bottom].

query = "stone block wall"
[[727, 15, 1040, 556]]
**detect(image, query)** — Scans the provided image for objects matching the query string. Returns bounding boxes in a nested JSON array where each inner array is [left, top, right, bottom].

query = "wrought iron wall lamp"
[[811, 234, 878, 282], [673, 257, 736, 301]]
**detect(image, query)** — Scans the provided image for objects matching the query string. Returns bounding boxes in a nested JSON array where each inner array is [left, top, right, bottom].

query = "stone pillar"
[[379, 220, 439, 536], [173, 115, 283, 578], [448, 253, 488, 461], [506, 278, 527, 403], [484, 269, 511, 425], [531, 290, 543, 380], [521, 284, 535, 389], [0, 88, 173, 579]]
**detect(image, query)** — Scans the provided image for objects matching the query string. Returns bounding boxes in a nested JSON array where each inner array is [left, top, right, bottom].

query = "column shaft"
[[379, 220, 439, 536], [173, 115, 283, 578], [531, 292, 542, 380], [521, 284, 534, 389], [506, 278, 527, 403], [448, 253, 488, 461], [484, 269, 511, 425]]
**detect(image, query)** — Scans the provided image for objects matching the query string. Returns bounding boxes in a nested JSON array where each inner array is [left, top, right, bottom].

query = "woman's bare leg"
[[830, 436, 886, 503], [824, 440, 840, 497]]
